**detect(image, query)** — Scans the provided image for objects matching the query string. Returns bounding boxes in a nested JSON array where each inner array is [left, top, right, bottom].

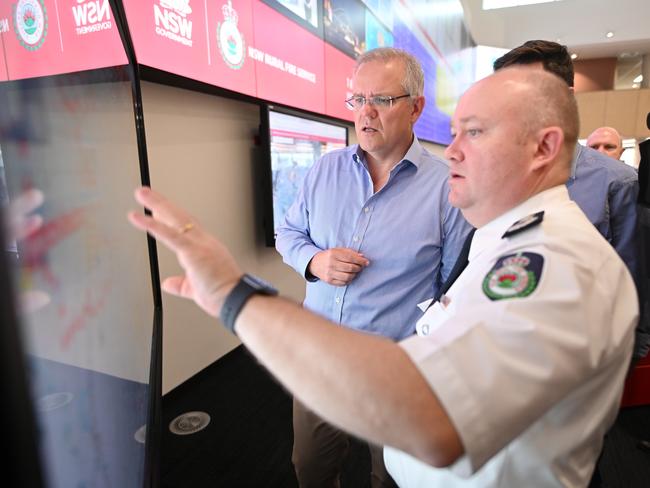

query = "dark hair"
[[493, 40, 574, 88]]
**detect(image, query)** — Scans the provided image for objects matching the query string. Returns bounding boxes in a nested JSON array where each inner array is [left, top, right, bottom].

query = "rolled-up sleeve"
[[398, 249, 637, 475]]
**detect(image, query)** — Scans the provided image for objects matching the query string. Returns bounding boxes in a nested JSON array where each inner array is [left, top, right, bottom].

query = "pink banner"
[[0, 35, 8, 81], [123, 0, 257, 97], [3, 0, 65, 80], [123, 0, 207, 81], [252, 1, 324, 114], [205, 0, 256, 97], [124, 0, 207, 81], [324, 44, 354, 122], [56, 0, 127, 74], [2, 0, 125, 81]]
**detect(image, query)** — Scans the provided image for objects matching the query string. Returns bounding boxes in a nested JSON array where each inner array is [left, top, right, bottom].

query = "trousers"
[[291, 398, 398, 488]]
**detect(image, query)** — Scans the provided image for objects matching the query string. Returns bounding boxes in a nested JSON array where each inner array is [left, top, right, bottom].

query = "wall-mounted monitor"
[[259, 105, 348, 246]]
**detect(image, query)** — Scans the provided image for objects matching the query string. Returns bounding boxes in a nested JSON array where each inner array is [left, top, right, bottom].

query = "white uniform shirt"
[[384, 186, 638, 487]]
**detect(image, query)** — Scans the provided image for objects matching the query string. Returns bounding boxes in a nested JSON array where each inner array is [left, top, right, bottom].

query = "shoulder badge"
[[482, 252, 544, 301], [502, 211, 544, 239]]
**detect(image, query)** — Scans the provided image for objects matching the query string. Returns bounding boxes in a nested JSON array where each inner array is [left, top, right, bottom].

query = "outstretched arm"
[[128, 186, 463, 468]]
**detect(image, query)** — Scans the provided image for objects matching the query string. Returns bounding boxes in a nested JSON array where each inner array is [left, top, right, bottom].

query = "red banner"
[[57, 0, 127, 74], [324, 43, 354, 122], [205, 0, 256, 97], [252, 1, 324, 113], [3, 0, 126, 81], [0, 34, 8, 81]]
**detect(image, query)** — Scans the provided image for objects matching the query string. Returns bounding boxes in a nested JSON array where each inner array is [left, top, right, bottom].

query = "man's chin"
[[358, 140, 380, 153], [448, 192, 467, 210]]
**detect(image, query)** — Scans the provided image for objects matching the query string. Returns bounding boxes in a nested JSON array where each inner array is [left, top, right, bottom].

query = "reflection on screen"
[[269, 109, 346, 236], [0, 72, 154, 487], [0, 146, 16, 252]]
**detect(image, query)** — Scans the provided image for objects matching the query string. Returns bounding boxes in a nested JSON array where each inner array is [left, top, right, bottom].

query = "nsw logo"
[[154, 0, 193, 46], [217, 0, 245, 70], [13, 0, 48, 51], [72, 0, 112, 36]]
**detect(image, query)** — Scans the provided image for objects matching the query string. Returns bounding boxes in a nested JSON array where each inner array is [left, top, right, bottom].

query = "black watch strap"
[[220, 274, 278, 335]]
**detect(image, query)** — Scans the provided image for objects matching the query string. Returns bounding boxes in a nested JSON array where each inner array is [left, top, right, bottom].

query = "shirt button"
[[421, 324, 430, 335], [353, 236, 359, 242], [335, 297, 341, 304], [364, 207, 369, 213]]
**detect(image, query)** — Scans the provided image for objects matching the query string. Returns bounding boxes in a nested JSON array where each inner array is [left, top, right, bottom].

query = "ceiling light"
[[606, 31, 614, 38], [571, 53, 578, 60], [633, 75, 643, 83]]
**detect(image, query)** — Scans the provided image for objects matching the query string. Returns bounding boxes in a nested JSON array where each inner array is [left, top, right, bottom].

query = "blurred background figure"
[[587, 126, 625, 160], [3, 188, 50, 312]]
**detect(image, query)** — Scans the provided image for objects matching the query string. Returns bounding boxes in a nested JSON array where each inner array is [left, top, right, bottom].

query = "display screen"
[[265, 107, 347, 244], [0, 2, 157, 484], [0, 70, 155, 488]]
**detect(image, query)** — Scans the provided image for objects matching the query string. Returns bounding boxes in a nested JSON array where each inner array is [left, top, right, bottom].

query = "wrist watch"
[[220, 274, 278, 334]]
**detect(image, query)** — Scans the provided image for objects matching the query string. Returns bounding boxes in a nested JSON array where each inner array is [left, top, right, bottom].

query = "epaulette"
[[502, 211, 544, 239]]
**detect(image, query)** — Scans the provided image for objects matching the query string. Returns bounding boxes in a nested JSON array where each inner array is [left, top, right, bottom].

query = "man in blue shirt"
[[493, 40, 648, 360], [276, 47, 471, 487]]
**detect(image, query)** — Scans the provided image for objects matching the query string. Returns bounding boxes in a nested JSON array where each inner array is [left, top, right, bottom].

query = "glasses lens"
[[346, 96, 365, 111], [372, 96, 392, 108]]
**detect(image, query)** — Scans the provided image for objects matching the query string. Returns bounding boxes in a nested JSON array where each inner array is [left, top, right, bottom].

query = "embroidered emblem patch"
[[482, 252, 544, 301]]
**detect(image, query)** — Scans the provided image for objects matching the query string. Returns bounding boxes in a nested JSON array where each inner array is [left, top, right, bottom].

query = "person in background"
[[493, 40, 648, 360], [275, 47, 471, 488], [587, 126, 625, 160], [129, 67, 638, 488]]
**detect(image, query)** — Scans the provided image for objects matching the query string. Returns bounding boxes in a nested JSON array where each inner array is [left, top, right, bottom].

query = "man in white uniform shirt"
[[128, 68, 638, 487]]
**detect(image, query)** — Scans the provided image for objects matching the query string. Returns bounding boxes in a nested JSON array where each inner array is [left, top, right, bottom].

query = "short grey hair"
[[354, 48, 425, 97]]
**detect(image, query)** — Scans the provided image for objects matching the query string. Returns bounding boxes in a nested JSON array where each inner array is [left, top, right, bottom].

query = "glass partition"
[[0, 2, 158, 487]]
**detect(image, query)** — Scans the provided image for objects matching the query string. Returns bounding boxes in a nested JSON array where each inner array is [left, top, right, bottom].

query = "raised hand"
[[128, 187, 242, 318]]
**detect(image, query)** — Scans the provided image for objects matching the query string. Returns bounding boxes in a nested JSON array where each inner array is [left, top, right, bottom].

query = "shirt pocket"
[[415, 300, 453, 337]]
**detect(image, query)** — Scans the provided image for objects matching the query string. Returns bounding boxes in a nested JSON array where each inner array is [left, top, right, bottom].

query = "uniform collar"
[[352, 134, 422, 170], [569, 144, 582, 181], [469, 185, 570, 261]]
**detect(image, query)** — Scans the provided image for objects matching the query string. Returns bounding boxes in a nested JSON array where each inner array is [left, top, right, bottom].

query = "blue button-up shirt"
[[276, 137, 471, 340], [567, 144, 648, 358], [567, 144, 639, 279]]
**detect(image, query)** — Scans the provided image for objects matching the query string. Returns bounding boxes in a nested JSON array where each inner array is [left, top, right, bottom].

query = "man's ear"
[[531, 126, 564, 171], [411, 96, 426, 124]]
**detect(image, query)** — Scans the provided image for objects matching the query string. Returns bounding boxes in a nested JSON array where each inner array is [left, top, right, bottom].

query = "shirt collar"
[[352, 134, 422, 170], [469, 185, 570, 261], [569, 144, 582, 180]]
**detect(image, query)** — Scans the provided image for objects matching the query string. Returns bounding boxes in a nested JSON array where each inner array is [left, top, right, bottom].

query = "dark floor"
[[161, 346, 650, 487]]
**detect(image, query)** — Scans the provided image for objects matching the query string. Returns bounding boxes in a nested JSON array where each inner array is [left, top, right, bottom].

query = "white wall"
[[141, 82, 307, 393]]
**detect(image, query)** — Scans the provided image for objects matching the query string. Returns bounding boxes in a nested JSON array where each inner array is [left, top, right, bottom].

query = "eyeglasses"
[[345, 94, 411, 111]]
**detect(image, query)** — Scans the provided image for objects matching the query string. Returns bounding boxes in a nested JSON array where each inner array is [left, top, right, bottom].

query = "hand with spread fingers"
[[128, 187, 242, 318]]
